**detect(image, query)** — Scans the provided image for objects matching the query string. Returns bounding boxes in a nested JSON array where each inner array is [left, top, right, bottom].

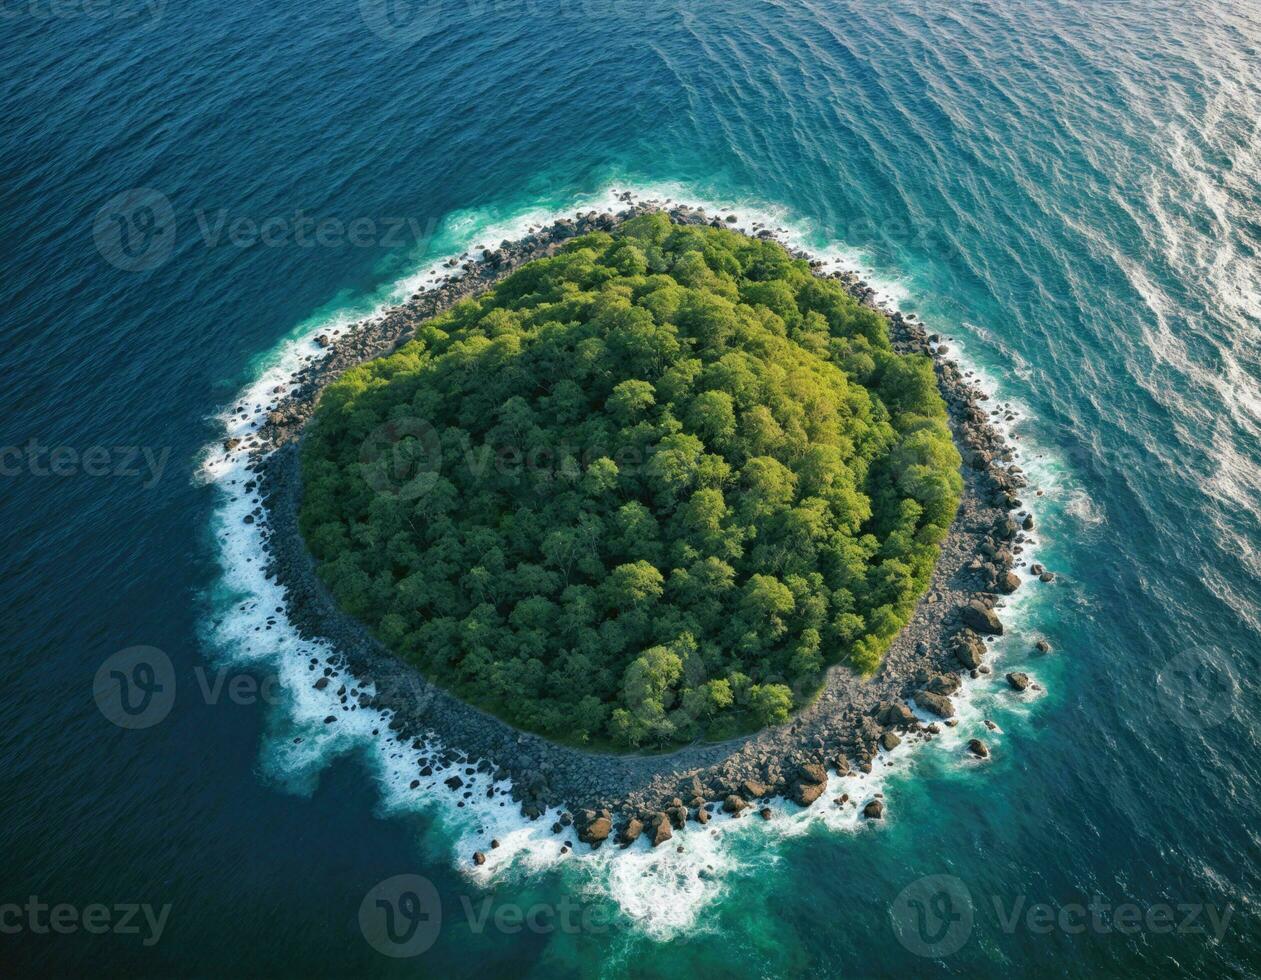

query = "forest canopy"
[[298, 215, 962, 748]]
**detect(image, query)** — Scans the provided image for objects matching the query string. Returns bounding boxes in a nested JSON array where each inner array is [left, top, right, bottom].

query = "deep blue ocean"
[[2, 0, 1259, 975]]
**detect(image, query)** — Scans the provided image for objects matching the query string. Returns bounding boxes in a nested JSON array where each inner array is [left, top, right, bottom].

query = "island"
[[252, 200, 1035, 851]]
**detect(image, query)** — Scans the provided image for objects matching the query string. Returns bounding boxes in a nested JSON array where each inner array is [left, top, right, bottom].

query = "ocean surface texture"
[[2, 0, 1259, 975]]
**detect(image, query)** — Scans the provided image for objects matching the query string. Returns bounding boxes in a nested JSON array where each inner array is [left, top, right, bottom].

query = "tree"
[[299, 215, 961, 746], [748, 684, 793, 725]]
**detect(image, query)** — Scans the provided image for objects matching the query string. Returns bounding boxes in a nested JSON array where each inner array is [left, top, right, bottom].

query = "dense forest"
[[299, 215, 961, 748]]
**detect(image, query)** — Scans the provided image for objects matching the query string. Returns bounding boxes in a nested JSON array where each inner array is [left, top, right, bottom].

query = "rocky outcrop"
[[914, 690, 956, 719], [961, 600, 1004, 635], [576, 810, 612, 847], [953, 630, 986, 668], [618, 818, 643, 847]]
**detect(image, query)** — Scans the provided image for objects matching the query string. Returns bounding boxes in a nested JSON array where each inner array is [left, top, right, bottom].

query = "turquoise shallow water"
[[2, 0, 1259, 975]]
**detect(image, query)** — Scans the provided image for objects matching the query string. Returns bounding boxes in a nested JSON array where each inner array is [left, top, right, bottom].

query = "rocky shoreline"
[[241, 199, 1047, 854]]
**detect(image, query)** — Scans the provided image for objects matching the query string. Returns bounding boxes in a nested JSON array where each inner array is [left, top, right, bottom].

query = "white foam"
[[197, 183, 1051, 937]]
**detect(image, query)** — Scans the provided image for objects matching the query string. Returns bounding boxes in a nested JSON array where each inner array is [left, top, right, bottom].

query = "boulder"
[[791, 780, 826, 806], [740, 778, 768, 799], [998, 571, 1021, 594], [961, 600, 1004, 635], [618, 818, 643, 847], [650, 814, 673, 847], [915, 690, 956, 719], [723, 795, 748, 814], [1034, 639, 1051, 653], [880, 731, 902, 751], [863, 799, 884, 820], [695, 806, 711, 825], [578, 814, 612, 846], [927, 673, 962, 696], [1006, 671, 1031, 691], [797, 762, 827, 785], [759, 807, 773, 820], [968, 738, 989, 758], [878, 702, 916, 728], [473, 851, 486, 866], [953, 631, 985, 669]]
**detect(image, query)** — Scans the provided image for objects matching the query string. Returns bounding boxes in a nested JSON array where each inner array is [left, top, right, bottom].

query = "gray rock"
[[954, 634, 985, 669], [927, 673, 962, 696], [915, 691, 956, 719], [961, 600, 1004, 635]]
